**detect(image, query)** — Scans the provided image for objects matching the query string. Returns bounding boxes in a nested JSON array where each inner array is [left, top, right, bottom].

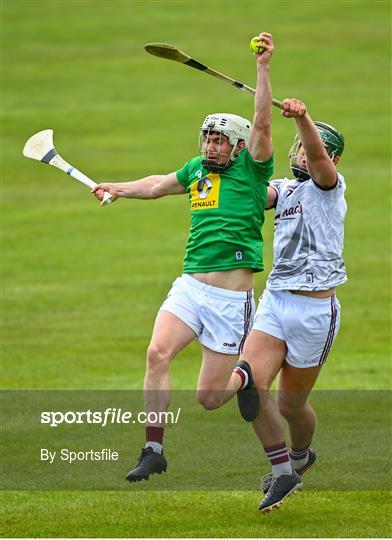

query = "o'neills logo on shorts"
[[190, 173, 221, 211]]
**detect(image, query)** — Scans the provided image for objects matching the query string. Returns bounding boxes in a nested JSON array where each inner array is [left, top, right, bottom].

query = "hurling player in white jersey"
[[231, 98, 347, 513]]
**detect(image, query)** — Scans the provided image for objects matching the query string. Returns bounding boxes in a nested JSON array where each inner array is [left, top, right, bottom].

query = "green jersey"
[[176, 148, 273, 273]]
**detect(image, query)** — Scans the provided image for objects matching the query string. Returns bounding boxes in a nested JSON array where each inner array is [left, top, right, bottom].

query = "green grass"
[[3, 491, 391, 538], [2, 0, 391, 537]]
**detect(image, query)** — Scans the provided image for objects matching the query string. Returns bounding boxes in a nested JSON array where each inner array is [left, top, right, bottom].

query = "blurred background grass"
[[3, 0, 390, 390], [2, 0, 391, 537]]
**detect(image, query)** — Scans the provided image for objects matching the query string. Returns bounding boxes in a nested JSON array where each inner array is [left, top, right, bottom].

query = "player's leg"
[[144, 309, 198, 432], [196, 347, 238, 410], [239, 329, 302, 513], [276, 292, 340, 476], [233, 290, 304, 512], [126, 310, 197, 483], [233, 288, 286, 422], [241, 330, 287, 442], [127, 277, 200, 483], [277, 362, 321, 462], [260, 364, 320, 496], [194, 280, 255, 409]]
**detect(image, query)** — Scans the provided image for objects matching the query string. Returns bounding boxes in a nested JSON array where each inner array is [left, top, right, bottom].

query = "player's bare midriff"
[[190, 268, 254, 292], [290, 288, 335, 299]]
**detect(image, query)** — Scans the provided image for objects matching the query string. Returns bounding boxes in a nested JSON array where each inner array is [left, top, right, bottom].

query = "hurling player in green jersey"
[[93, 32, 274, 482]]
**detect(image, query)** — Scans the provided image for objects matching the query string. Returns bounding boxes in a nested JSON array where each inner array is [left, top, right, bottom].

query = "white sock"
[[145, 441, 162, 453], [233, 366, 249, 389], [265, 443, 293, 477], [289, 447, 309, 470], [272, 460, 293, 477]]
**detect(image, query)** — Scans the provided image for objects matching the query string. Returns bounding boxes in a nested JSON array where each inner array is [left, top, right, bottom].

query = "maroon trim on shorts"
[[319, 295, 337, 366], [238, 291, 252, 354]]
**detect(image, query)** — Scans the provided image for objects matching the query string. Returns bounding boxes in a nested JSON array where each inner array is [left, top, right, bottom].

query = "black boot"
[[235, 360, 260, 422], [126, 447, 167, 482]]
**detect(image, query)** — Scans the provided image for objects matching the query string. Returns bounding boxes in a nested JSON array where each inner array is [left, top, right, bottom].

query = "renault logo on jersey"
[[190, 173, 221, 211], [197, 177, 212, 200]]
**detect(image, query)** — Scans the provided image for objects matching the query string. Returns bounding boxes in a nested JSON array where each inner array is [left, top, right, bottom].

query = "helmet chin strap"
[[201, 159, 233, 173], [291, 164, 311, 182]]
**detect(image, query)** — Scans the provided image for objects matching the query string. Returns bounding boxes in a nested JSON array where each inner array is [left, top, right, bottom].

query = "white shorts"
[[159, 274, 255, 355], [253, 288, 341, 368]]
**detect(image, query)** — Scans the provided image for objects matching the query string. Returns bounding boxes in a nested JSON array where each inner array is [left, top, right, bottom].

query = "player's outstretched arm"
[[92, 172, 186, 202], [247, 32, 274, 162], [281, 99, 338, 188]]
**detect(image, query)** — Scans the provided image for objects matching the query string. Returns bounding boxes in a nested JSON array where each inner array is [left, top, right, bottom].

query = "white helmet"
[[200, 113, 252, 163]]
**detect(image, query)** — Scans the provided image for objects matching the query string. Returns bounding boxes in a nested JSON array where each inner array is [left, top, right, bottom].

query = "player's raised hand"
[[281, 98, 307, 118], [251, 32, 274, 65]]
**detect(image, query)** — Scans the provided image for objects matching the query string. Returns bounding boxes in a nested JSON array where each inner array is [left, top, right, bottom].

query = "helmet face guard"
[[289, 121, 345, 181], [288, 137, 311, 181], [199, 129, 233, 173], [199, 113, 251, 173]]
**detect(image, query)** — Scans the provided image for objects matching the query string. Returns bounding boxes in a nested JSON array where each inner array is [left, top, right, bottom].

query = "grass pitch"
[[2, 0, 391, 537]]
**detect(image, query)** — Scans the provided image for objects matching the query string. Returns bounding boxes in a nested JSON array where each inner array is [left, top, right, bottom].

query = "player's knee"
[[277, 398, 303, 420], [146, 343, 173, 372], [196, 390, 223, 410]]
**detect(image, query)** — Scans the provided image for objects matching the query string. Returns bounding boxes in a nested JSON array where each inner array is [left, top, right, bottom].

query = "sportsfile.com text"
[[40, 408, 181, 428]]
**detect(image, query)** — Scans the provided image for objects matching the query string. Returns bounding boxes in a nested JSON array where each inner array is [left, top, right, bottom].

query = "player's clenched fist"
[[92, 183, 119, 202], [281, 98, 307, 118]]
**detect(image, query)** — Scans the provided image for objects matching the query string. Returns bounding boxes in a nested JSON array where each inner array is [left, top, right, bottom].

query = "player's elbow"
[[149, 189, 160, 199], [150, 184, 164, 199]]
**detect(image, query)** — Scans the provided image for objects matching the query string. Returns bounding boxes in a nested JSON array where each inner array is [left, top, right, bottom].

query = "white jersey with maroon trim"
[[267, 173, 347, 291]]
